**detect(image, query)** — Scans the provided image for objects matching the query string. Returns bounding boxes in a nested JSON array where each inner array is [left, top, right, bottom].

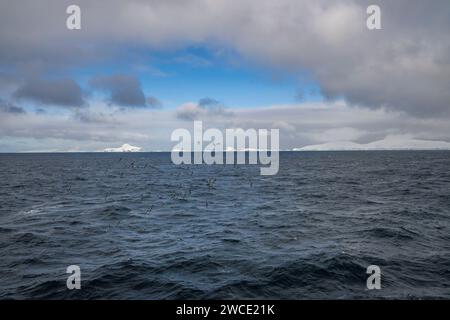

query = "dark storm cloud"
[[14, 77, 84, 107], [0, 99, 26, 114], [0, 72, 19, 87], [90, 75, 147, 108]]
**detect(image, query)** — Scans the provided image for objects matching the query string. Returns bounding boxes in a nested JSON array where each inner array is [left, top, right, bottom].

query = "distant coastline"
[[293, 137, 450, 151]]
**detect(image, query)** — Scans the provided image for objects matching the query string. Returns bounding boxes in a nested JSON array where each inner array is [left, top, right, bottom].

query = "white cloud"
[[4, 99, 448, 152]]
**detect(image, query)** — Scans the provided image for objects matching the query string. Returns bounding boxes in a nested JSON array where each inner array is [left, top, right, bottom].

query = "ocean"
[[0, 151, 449, 299]]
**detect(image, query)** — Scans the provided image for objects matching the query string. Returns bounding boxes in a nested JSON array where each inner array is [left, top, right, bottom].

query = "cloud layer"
[[0, 99, 25, 114], [1, 100, 449, 152], [1, 0, 449, 116], [14, 77, 84, 107], [90, 75, 147, 108]]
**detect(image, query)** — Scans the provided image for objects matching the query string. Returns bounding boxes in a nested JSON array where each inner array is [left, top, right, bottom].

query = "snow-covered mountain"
[[294, 137, 450, 151], [103, 144, 142, 152], [293, 141, 363, 151]]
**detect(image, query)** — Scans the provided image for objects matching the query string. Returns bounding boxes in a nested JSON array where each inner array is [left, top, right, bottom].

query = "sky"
[[0, 0, 450, 152]]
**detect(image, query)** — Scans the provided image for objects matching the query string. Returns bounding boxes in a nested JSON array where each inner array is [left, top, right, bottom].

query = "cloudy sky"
[[0, 0, 449, 151]]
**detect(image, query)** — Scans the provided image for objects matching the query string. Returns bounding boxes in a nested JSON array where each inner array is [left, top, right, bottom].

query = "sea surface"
[[0, 151, 449, 299]]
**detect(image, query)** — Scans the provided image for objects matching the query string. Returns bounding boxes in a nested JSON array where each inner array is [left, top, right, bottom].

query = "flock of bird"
[[59, 156, 256, 234]]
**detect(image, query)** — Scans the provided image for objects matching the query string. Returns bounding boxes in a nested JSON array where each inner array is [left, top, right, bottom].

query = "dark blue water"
[[0, 151, 449, 299]]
